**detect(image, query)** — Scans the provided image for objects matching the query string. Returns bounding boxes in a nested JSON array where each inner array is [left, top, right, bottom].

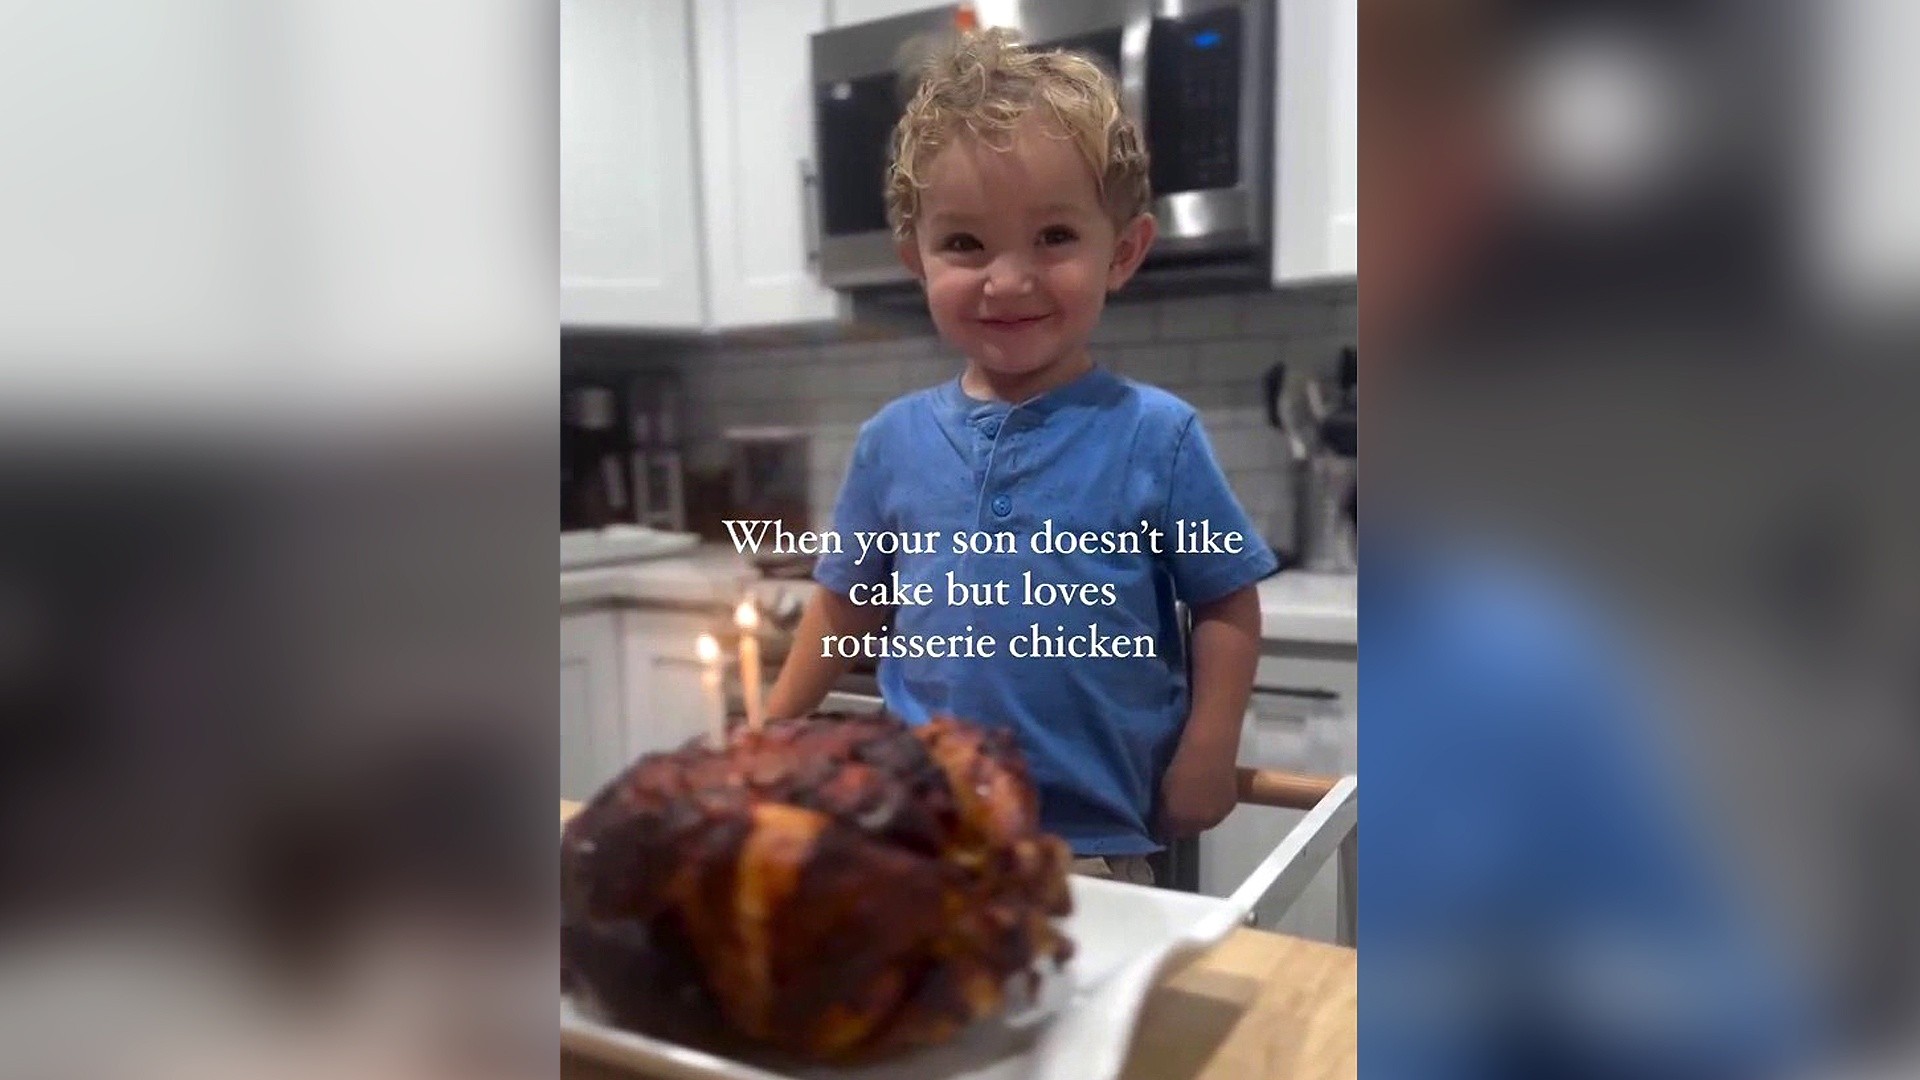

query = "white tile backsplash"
[[1119, 343, 1197, 388], [1179, 383, 1241, 411], [903, 353, 956, 390], [1210, 425, 1282, 472], [1157, 294, 1245, 342], [1087, 298, 1159, 344], [1276, 332, 1352, 374], [1206, 405, 1270, 432], [1240, 291, 1347, 337], [1195, 338, 1278, 384]]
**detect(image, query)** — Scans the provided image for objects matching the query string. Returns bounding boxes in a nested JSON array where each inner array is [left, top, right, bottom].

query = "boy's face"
[[900, 118, 1153, 385]]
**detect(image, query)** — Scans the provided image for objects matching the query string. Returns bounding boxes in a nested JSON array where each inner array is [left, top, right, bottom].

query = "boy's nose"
[[982, 255, 1036, 297]]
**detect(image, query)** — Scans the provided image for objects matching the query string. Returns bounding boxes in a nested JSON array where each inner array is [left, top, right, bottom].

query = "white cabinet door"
[[1273, 0, 1358, 285], [1200, 642, 1356, 944], [830, 0, 952, 27], [618, 609, 722, 757], [561, 610, 626, 801], [561, 0, 706, 329], [693, 0, 843, 328], [1202, 689, 1353, 942]]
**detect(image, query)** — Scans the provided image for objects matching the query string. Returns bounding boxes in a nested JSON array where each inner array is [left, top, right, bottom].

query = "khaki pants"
[[1070, 855, 1156, 886]]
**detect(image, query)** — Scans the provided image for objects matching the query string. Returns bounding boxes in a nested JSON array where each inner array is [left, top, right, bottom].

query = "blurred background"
[[0, 2, 556, 1078], [1366, 0, 1920, 1075], [0, 0, 1916, 1077]]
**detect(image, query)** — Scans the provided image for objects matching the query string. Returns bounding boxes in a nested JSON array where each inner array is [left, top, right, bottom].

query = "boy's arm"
[[765, 585, 892, 720], [1158, 584, 1262, 839]]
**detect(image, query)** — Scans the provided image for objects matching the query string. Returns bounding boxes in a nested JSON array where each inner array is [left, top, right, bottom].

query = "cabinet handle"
[[1251, 685, 1340, 701], [799, 159, 821, 269]]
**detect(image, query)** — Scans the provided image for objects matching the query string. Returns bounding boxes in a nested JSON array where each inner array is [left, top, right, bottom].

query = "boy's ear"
[[896, 237, 925, 281], [1105, 213, 1157, 292]]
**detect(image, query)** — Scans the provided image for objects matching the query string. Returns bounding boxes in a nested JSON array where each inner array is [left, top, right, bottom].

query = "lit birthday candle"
[[734, 599, 764, 731], [695, 631, 726, 745]]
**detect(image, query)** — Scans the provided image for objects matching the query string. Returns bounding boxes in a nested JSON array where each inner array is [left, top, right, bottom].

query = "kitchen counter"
[[562, 526, 702, 570], [558, 801, 1356, 1080], [1257, 572, 1356, 647], [1117, 928, 1355, 1080], [560, 544, 761, 610]]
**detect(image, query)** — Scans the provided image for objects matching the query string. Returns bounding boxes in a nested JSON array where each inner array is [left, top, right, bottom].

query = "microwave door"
[[1143, 0, 1268, 256], [813, 69, 912, 287], [815, 72, 896, 241]]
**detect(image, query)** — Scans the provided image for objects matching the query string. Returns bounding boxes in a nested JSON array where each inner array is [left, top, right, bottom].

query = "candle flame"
[[733, 599, 759, 630], [696, 633, 721, 664]]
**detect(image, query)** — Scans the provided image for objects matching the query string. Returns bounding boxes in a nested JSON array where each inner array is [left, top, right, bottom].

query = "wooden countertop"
[[1116, 928, 1356, 1080], [559, 801, 1356, 1080]]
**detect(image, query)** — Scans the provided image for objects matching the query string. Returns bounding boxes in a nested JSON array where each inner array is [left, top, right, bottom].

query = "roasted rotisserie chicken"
[[560, 713, 1074, 1062]]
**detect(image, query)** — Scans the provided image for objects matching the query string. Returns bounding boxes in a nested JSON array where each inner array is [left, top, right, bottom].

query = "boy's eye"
[[938, 233, 983, 253], [1040, 226, 1078, 246]]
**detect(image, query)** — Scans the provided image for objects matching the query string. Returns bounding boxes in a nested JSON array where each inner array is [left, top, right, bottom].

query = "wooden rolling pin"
[[1236, 766, 1339, 811]]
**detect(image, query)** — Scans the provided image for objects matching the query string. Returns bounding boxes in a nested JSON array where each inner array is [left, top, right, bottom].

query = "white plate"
[[561, 875, 1249, 1080]]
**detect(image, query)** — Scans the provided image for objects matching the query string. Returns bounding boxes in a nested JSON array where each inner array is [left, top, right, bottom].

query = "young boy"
[[765, 30, 1274, 881]]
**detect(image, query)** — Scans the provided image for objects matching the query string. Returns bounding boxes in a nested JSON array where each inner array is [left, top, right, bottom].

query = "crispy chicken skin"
[[560, 714, 1074, 1061]]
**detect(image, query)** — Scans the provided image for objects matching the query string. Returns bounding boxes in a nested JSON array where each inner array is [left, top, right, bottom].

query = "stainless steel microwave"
[[809, 0, 1273, 290]]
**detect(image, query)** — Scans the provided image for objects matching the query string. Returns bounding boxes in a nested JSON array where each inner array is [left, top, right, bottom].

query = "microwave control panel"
[[1149, 7, 1246, 195]]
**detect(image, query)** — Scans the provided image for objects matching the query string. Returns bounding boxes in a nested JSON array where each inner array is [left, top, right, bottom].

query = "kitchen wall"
[[571, 285, 1355, 549]]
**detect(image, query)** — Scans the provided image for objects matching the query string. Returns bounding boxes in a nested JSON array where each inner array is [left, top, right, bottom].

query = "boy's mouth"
[[977, 313, 1053, 329]]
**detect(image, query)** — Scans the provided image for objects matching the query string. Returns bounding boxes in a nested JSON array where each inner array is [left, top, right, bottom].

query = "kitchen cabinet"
[[1273, 0, 1358, 285], [1201, 641, 1357, 943], [692, 0, 843, 327], [828, 0, 950, 26], [615, 607, 718, 759], [561, 0, 704, 329], [561, 610, 627, 801], [561, 0, 841, 332], [560, 604, 723, 802]]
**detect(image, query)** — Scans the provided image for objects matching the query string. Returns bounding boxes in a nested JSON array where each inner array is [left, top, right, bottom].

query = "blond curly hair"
[[885, 28, 1151, 241]]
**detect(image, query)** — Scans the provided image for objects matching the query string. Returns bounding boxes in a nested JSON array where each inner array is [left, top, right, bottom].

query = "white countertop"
[[559, 545, 760, 610], [560, 526, 701, 571], [562, 549, 1356, 647], [1256, 571, 1357, 646]]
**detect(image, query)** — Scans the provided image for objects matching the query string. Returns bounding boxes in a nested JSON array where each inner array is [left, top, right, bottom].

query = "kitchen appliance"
[[627, 371, 687, 532], [809, 0, 1273, 290], [563, 384, 632, 531], [724, 428, 813, 567], [564, 374, 689, 534], [1265, 346, 1356, 574]]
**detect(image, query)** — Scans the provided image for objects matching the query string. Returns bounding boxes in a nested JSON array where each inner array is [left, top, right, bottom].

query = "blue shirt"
[[1362, 538, 1814, 1078], [815, 366, 1277, 854]]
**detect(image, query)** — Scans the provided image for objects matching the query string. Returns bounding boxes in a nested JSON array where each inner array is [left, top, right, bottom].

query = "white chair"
[[1231, 767, 1357, 946]]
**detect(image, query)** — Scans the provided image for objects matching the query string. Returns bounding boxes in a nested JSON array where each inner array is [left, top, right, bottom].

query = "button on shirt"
[[815, 367, 1277, 854]]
